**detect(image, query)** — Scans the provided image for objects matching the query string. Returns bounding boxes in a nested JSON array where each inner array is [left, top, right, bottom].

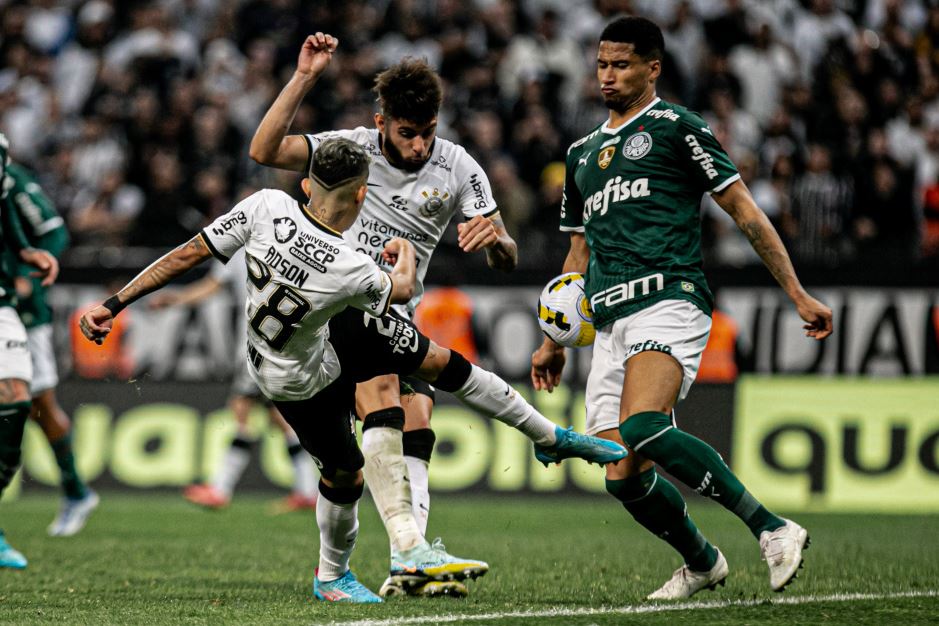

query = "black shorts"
[[272, 308, 430, 478]]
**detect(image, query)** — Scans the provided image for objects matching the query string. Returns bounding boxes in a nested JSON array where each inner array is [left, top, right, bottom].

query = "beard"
[[382, 134, 430, 172], [602, 93, 631, 113]]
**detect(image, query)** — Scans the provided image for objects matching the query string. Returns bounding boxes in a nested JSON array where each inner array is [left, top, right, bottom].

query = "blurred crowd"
[[1, 0, 937, 274]]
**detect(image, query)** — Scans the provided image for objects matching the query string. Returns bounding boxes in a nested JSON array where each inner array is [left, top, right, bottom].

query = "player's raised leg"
[[577, 320, 725, 600], [618, 349, 805, 594], [416, 343, 627, 466]]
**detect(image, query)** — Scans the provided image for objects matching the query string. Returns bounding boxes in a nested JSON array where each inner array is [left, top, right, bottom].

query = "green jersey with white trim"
[[6, 163, 68, 328], [559, 97, 739, 328], [0, 133, 33, 311]]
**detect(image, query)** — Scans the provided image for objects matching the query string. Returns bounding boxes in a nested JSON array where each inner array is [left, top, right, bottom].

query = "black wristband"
[[102, 295, 125, 316]]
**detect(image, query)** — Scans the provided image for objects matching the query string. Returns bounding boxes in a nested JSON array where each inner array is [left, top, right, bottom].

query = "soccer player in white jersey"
[[249, 34, 520, 597], [149, 247, 319, 512], [79, 138, 627, 602]]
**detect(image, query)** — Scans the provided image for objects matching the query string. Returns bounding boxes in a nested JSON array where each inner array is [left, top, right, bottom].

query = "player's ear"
[[355, 183, 367, 206], [300, 176, 312, 198], [375, 113, 385, 134], [648, 58, 661, 81]]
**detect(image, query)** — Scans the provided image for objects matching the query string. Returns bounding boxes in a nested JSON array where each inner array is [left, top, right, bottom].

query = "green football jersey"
[[0, 133, 32, 311], [6, 162, 68, 328], [559, 97, 739, 328]]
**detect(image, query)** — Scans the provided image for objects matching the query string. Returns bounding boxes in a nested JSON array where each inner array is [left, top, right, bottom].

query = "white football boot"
[[646, 549, 729, 600], [48, 490, 100, 537], [760, 518, 810, 591]]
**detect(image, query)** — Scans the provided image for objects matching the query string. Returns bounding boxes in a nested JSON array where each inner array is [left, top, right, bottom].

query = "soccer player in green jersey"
[[531, 17, 833, 599], [7, 161, 99, 536], [0, 134, 60, 568]]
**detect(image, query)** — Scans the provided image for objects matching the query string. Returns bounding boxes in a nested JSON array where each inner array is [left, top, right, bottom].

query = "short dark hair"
[[600, 17, 665, 61], [373, 58, 442, 123], [310, 138, 369, 189]]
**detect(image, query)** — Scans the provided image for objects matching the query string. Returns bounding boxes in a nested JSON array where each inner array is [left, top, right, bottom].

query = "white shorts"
[[0, 307, 32, 383], [27, 323, 58, 394], [585, 299, 710, 436]]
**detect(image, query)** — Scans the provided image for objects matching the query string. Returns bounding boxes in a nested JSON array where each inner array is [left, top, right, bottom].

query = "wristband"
[[102, 295, 125, 316]]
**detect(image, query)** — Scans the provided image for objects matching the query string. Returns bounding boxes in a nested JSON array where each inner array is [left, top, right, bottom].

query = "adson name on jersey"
[[583, 177, 651, 223]]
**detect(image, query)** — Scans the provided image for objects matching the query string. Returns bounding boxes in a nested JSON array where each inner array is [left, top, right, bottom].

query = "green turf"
[[1, 494, 937, 624]]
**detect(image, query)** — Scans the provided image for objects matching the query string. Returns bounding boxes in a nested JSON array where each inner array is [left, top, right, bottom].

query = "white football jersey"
[[201, 189, 393, 401], [303, 127, 497, 315]]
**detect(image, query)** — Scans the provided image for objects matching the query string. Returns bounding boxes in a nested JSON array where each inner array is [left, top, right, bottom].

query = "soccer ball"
[[537, 273, 595, 348]]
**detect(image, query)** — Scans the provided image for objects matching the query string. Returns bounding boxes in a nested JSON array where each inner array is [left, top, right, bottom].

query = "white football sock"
[[361, 426, 424, 553], [453, 365, 557, 445], [210, 439, 252, 497], [316, 492, 358, 581], [404, 455, 430, 536]]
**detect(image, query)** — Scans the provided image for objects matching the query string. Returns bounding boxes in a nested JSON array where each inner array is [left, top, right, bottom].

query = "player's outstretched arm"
[[713, 180, 833, 340], [457, 213, 518, 272], [79, 235, 213, 344], [383, 237, 417, 304], [531, 233, 590, 391], [249, 32, 338, 171]]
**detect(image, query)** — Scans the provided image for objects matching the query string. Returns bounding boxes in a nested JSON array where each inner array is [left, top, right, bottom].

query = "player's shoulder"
[[240, 188, 297, 215], [650, 100, 709, 132], [309, 127, 382, 156], [429, 136, 480, 178], [566, 123, 604, 157]]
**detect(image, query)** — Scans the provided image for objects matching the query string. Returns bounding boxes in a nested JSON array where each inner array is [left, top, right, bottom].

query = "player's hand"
[[297, 32, 338, 79], [382, 238, 415, 265], [79, 305, 114, 345], [457, 215, 499, 253], [18, 248, 58, 287], [531, 338, 566, 392], [795, 293, 833, 340]]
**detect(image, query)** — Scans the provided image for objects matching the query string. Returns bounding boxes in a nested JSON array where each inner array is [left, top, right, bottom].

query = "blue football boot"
[[534, 425, 628, 466], [0, 531, 27, 569], [313, 570, 382, 603]]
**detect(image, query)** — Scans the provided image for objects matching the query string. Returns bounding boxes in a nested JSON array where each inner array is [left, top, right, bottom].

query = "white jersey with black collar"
[[303, 127, 497, 315], [200, 188, 392, 401]]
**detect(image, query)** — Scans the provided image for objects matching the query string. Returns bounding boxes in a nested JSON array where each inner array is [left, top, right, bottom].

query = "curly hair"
[[373, 57, 442, 123]]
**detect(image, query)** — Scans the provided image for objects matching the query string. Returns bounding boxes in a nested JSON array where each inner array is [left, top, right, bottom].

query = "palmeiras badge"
[[623, 132, 653, 160]]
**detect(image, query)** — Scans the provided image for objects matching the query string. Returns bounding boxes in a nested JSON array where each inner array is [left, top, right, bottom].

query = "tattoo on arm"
[[740, 215, 799, 293], [115, 236, 212, 309], [484, 215, 518, 272]]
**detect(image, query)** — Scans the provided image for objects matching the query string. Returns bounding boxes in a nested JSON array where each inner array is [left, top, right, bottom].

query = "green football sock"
[[607, 469, 717, 572], [0, 401, 31, 494], [51, 434, 87, 500], [620, 411, 785, 539]]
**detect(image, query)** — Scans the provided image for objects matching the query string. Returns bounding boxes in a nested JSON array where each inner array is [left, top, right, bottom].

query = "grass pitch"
[[1, 493, 937, 624]]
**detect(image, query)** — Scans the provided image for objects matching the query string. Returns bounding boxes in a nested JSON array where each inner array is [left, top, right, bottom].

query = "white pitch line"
[[319, 590, 939, 626]]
